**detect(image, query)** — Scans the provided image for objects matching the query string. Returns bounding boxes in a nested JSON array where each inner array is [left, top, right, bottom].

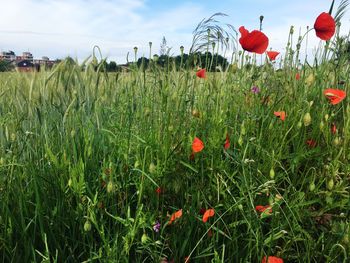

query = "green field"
[[1, 25, 350, 263]]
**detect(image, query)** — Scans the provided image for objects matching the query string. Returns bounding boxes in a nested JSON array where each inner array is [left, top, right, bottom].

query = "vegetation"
[[0, 5, 350, 263]]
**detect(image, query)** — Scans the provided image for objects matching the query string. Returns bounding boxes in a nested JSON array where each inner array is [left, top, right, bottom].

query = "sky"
[[0, 0, 349, 63]]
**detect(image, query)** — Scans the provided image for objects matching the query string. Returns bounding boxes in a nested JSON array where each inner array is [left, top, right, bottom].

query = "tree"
[[0, 60, 14, 72], [160, 36, 168, 56]]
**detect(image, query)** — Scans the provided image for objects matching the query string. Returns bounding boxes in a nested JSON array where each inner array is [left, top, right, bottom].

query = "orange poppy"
[[168, 209, 183, 225], [274, 111, 286, 121], [295, 73, 300, 80], [196, 68, 206, 78], [224, 133, 230, 150], [266, 51, 279, 61], [192, 137, 204, 153], [239, 26, 269, 54], [324, 89, 346, 105], [262, 256, 284, 263], [314, 12, 336, 41], [202, 209, 215, 223], [255, 205, 272, 214]]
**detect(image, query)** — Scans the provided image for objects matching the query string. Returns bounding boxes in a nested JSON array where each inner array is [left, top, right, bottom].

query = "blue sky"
[[0, 0, 349, 63]]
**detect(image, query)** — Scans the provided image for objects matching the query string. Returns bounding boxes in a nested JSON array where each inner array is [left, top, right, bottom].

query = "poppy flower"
[[331, 123, 337, 134], [262, 256, 284, 263], [314, 12, 336, 41], [255, 205, 272, 214], [196, 68, 206, 78], [295, 73, 300, 80], [266, 51, 279, 61], [155, 187, 162, 195], [192, 137, 204, 153], [306, 139, 317, 148], [239, 26, 269, 54], [168, 209, 183, 225], [324, 89, 346, 105], [202, 208, 215, 223], [224, 133, 230, 150], [274, 111, 286, 121]]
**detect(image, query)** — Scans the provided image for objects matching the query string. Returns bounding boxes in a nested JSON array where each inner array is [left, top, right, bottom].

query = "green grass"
[[0, 44, 349, 262]]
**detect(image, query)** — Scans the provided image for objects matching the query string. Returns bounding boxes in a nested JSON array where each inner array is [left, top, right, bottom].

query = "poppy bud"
[[141, 233, 149, 244], [68, 178, 72, 187], [238, 136, 243, 146], [149, 162, 157, 174], [0, 157, 4, 165], [180, 45, 184, 53], [241, 123, 246, 135], [84, 220, 92, 232], [107, 181, 115, 193], [325, 114, 329, 121], [238, 204, 243, 210], [303, 112, 312, 126], [320, 121, 324, 130], [333, 137, 341, 146], [10, 133, 16, 141], [297, 121, 302, 129], [269, 168, 275, 179], [309, 182, 316, 192], [327, 178, 334, 190], [134, 160, 140, 168]]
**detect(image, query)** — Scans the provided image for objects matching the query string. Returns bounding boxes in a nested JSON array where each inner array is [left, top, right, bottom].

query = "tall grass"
[[0, 26, 350, 263]]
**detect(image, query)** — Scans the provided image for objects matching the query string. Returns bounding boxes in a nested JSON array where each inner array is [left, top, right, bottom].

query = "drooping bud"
[[303, 112, 312, 126]]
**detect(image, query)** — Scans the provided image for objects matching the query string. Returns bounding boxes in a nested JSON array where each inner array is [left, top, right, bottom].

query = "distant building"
[[15, 60, 35, 72], [0, 51, 16, 61], [0, 50, 58, 71], [16, 52, 33, 61]]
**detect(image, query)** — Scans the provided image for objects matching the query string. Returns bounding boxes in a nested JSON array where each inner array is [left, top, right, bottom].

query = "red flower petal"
[[274, 111, 286, 121], [168, 209, 183, 225], [255, 205, 272, 214], [224, 133, 230, 150], [314, 12, 336, 40], [324, 89, 346, 105], [331, 123, 337, 134], [306, 139, 317, 148], [192, 137, 204, 153], [239, 26, 269, 54], [295, 73, 300, 80], [202, 208, 215, 223], [196, 68, 206, 78], [262, 256, 284, 263], [266, 51, 280, 61]]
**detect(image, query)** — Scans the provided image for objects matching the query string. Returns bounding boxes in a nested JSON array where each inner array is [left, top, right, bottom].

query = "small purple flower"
[[251, 86, 260, 94], [153, 221, 161, 233]]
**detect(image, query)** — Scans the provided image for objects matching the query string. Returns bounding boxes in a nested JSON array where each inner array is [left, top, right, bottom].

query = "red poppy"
[[331, 123, 337, 134], [324, 89, 346, 105], [224, 133, 230, 150], [168, 209, 183, 225], [155, 187, 162, 195], [262, 256, 284, 263], [192, 137, 204, 153], [196, 68, 206, 78], [202, 209, 215, 223], [295, 73, 300, 80], [239, 26, 269, 54], [266, 51, 279, 61], [306, 139, 317, 148], [274, 111, 286, 121], [255, 205, 272, 214], [314, 12, 336, 41]]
